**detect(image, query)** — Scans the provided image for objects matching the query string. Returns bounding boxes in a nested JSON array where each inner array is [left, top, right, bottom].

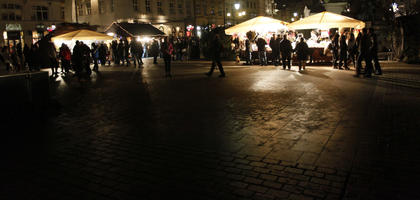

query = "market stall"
[[51, 29, 113, 50], [288, 11, 365, 63], [104, 22, 166, 43], [225, 16, 289, 64]]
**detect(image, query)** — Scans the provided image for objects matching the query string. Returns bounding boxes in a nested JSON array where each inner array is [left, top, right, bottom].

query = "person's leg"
[[302, 60, 306, 70], [287, 55, 291, 70], [373, 53, 382, 74], [217, 60, 225, 76], [281, 54, 286, 69], [206, 60, 216, 75], [356, 54, 363, 75]]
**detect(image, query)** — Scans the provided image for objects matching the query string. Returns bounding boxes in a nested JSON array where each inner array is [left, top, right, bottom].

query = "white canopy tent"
[[288, 11, 365, 30], [225, 16, 289, 35]]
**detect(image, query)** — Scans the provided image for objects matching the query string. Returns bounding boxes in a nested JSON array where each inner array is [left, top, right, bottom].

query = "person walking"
[[72, 41, 83, 78], [117, 41, 124, 65], [151, 39, 159, 64], [355, 28, 373, 77], [244, 37, 252, 65], [256, 37, 267, 66], [23, 44, 30, 70], [130, 40, 139, 67], [338, 32, 349, 70], [91, 43, 99, 71], [331, 33, 340, 69], [138, 41, 144, 65], [347, 32, 357, 69], [368, 28, 382, 75], [279, 34, 293, 70], [123, 40, 130, 66], [98, 43, 107, 66], [59, 43, 71, 74], [111, 40, 118, 64], [161, 37, 174, 77], [294, 37, 309, 71], [205, 34, 225, 78], [270, 35, 280, 66]]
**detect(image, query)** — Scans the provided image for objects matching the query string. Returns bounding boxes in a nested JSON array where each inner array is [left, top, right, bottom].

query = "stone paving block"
[[229, 181, 248, 189], [247, 184, 269, 194], [298, 152, 320, 165], [244, 177, 264, 185], [285, 167, 304, 175], [288, 194, 315, 200], [259, 174, 278, 182], [262, 181, 283, 189], [266, 149, 304, 162]]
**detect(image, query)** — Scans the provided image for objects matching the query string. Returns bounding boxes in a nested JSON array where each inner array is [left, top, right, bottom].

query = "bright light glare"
[[234, 3, 240, 10], [107, 32, 115, 36], [227, 12, 231, 17], [293, 12, 298, 17]]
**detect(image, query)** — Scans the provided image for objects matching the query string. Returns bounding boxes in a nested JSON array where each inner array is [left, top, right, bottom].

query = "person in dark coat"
[[355, 28, 373, 77], [130, 40, 140, 67], [270, 35, 280, 66], [23, 44, 30, 69], [161, 37, 174, 77], [98, 43, 107, 66], [331, 33, 340, 69], [347, 32, 357, 68], [151, 39, 159, 64], [117, 41, 124, 65], [137, 41, 144, 65], [91, 43, 99, 71], [205, 34, 225, 77], [72, 41, 83, 77], [338, 33, 349, 70], [256, 37, 267, 66], [245, 38, 252, 65], [368, 28, 382, 75], [123, 40, 130, 66], [294, 37, 309, 71], [279, 34, 293, 70], [111, 40, 118, 64]]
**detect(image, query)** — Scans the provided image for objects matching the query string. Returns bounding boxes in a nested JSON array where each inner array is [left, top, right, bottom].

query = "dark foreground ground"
[[2, 59, 420, 200]]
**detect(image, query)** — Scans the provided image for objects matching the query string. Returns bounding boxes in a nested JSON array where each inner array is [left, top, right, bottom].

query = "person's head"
[[75, 40, 80, 46], [61, 43, 65, 47], [277, 34, 281, 38], [283, 34, 287, 40], [362, 28, 367, 34], [300, 37, 304, 43]]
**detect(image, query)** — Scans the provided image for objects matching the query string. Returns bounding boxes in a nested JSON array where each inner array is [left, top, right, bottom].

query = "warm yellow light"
[[107, 32, 114, 36]]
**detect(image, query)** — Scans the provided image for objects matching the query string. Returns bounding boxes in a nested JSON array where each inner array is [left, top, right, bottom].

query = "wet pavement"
[[2, 59, 420, 200]]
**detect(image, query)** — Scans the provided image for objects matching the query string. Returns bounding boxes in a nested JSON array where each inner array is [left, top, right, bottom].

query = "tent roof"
[[288, 11, 365, 30], [105, 22, 165, 37], [225, 16, 289, 35], [52, 29, 113, 41]]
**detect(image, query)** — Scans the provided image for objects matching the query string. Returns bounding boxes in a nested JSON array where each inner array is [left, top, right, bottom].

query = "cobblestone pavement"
[[2, 59, 420, 200]]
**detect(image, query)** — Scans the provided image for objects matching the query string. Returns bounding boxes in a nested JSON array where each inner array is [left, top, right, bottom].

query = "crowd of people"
[[233, 27, 382, 77], [0, 35, 202, 79], [238, 33, 311, 71]]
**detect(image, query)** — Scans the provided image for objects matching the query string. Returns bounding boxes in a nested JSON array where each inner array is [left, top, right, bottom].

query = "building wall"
[[73, 0, 194, 35], [0, 0, 66, 46], [69, 0, 272, 36]]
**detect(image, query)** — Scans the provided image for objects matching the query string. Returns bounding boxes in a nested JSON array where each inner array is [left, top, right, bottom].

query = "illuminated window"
[[77, 4, 83, 16], [86, 2, 91, 15], [99, 0, 105, 14], [61, 7, 65, 19], [157, 1, 163, 14], [32, 6, 48, 20], [178, 1, 184, 14], [133, 0, 138, 11], [169, 0, 175, 15], [145, 0, 151, 13]]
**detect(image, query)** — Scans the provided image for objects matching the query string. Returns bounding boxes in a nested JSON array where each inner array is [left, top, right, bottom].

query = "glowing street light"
[[234, 3, 240, 10], [293, 12, 298, 17], [227, 12, 231, 17]]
